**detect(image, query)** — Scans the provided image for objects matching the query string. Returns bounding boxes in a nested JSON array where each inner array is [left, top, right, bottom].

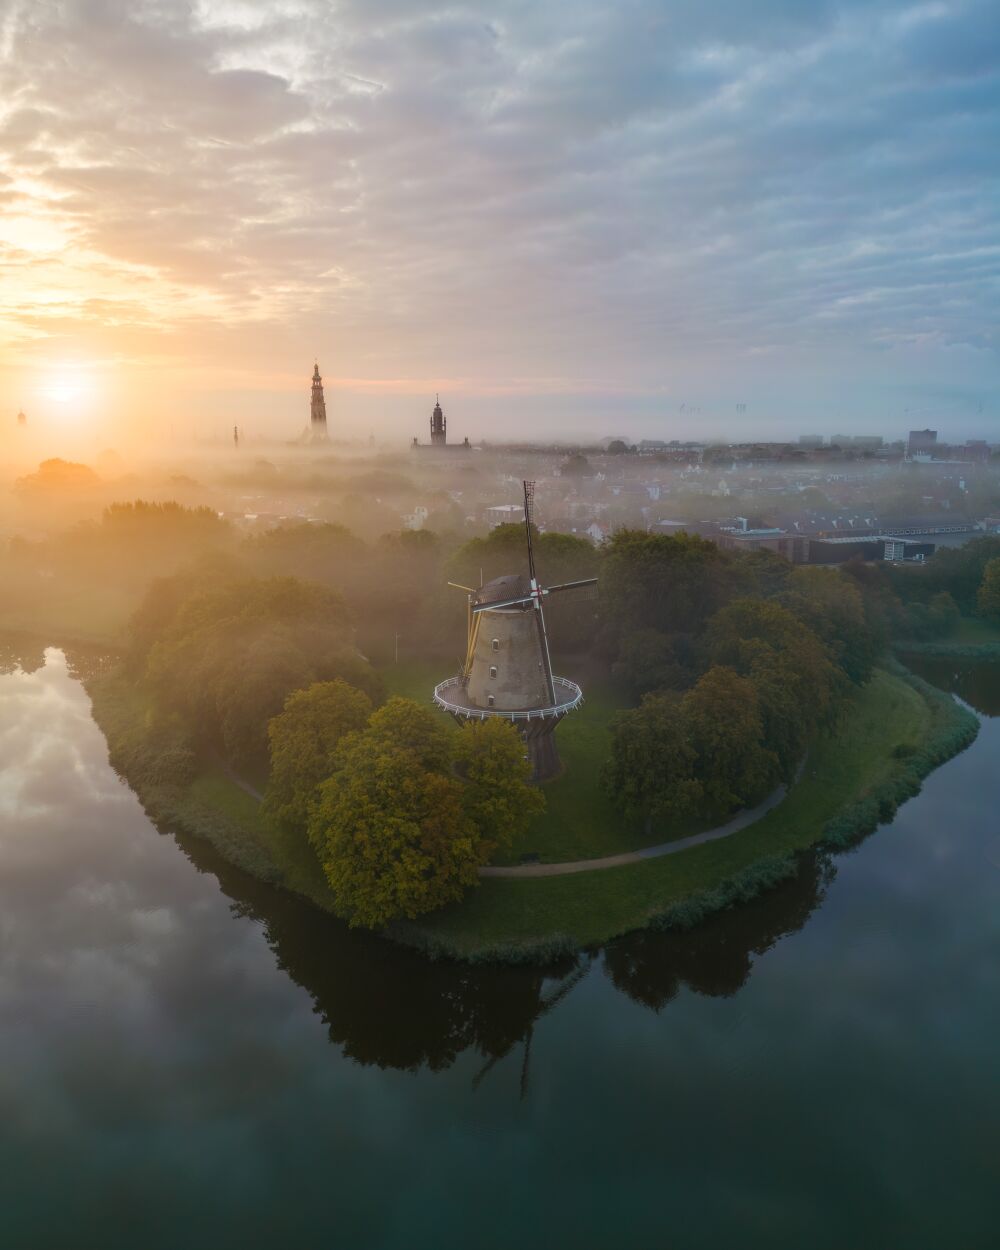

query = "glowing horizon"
[[1, 1, 998, 444]]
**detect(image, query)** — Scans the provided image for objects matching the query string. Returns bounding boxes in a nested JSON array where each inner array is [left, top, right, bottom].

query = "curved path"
[[224, 753, 801, 881], [480, 767, 802, 879]]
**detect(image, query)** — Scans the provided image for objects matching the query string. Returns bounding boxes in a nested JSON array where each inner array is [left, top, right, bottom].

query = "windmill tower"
[[433, 481, 597, 780]]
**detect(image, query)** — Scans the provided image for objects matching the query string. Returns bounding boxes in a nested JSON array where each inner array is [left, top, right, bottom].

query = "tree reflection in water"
[[170, 815, 837, 1078], [0, 635, 880, 1077], [603, 851, 835, 1010]]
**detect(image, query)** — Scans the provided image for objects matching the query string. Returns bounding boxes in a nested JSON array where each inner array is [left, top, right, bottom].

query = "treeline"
[[599, 532, 875, 827], [122, 554, 542, 929], [128, 568, 382, 768], [889, 535, 1000, 626], [83, 499, 1000, 932], [264, 685, 541, 928]]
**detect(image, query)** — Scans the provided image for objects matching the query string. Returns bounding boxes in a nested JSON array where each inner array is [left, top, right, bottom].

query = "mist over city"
[[2, 4, 999, 1249]]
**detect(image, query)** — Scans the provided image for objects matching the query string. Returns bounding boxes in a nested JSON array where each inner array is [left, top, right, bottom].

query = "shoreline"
[[84, 660, 980, 965]]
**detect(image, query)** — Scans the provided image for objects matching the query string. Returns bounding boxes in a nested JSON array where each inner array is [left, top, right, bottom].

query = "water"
[[2, 644, 998, 1249]]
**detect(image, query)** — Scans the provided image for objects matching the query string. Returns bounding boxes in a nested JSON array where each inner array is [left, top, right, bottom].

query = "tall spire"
[[310, 363, 328, 442], [430, 394, 446, 446]]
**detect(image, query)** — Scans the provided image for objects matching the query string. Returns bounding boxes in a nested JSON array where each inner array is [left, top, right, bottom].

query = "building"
[[908, 429, 937, 457], [411, 395, 472, 452], [16, 409, 26, 426], [805, 536, 934, 564], [403, 505, 429, 531], [430, 395, 446, 446], [432, 488, 597, 781], [310, 363, 328, 442], [484, 503, 525, 528]]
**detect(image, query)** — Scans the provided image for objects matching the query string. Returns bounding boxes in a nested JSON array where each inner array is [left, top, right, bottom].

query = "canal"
[[1, 642, 997, 1249]]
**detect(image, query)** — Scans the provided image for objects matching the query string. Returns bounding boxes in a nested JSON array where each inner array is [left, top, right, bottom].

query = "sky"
[[0, 0, 998, 447]]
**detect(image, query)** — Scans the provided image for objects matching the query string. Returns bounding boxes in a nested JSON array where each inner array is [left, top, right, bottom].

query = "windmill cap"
[[474, 573, 532, 607]]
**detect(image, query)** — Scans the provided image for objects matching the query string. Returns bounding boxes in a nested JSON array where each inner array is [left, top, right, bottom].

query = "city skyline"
[[1, 0, 998, 444]]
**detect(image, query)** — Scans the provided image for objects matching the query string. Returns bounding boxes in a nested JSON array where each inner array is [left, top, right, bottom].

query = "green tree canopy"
[[307, 700, 543, 928], [452, 717, 544, 851], [600, 530, 738, 639], [143, 575, 382, 765], [681, 666, 779, 813], [703, 597, 845, 777], [264, 679, 374, 834], [977, 557, 1000, 624], [445, 524, 597, 591], [779, 566, 877, 685], [312, 736, 477, 928], [612, 628, 692, 700], [603, 691, 702, 826]]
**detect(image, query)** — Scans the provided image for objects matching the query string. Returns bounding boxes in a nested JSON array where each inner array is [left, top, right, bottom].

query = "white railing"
[[432, 675, 583, 721]]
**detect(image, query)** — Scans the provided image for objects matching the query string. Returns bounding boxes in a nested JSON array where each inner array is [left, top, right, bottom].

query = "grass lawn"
[[953, 616, 1000, 644], [381, 658, 652, 863], [405, 668, 931, 954], [189, 769, 268, 837]]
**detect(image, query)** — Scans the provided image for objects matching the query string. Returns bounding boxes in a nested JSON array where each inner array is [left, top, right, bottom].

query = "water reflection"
[[169, 770, 835, 1074], [177, 830, 586, 1075], [905, 656, 1000, 717], [603, 852, 835, 1010], [0, 642, 840, 1080], [4, 641, 999, 1247]]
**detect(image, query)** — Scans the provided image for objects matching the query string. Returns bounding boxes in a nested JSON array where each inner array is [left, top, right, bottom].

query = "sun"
[[41, 364, 99, 407]]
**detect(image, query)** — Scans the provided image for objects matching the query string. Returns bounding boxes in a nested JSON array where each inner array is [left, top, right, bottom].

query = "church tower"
[[430, 394, 446, 447], [310, 364, 328, 442]]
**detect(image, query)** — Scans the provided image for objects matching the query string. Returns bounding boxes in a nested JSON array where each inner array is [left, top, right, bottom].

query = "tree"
[[600, 529, 738, 640], [736, 548, 792, 599], [311, 737, 479, 928], [263, 680, 373, 834], [446, 525, 597, 592], [561, 453, 592, 477], [927, 591, 960, 636], [604, 692, 702, 826], [612, 628, 691, 700], [14, 458, 101, 493], [362, 696, 453, 773], [606, 440, 629, 455], [452, 717, 544, 851], [143, 575, 382, 766], [896, 535, 1000, 613], [977, 557, 1000, 624], [681, 667, 779, 812], [779, 566, 877, 685], [704, 597, 845, 777], [307, 699, 540, 928]]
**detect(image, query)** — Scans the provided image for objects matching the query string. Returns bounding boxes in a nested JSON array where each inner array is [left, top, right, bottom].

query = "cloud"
[[0, 0, 997, 434]]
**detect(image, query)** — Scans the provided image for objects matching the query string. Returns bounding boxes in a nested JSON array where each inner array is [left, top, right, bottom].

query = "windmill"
[[432, 481, 598, 780]]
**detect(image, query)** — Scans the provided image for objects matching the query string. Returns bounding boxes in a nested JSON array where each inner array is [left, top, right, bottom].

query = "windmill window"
[[487, 695, 495, 706], [491, 638, 500, 652], [489, 665, 498, 679]]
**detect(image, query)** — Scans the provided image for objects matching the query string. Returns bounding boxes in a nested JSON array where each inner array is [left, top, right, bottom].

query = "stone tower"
[[430, 395, 446, 447], [432, 482, 597, 781], [310, 364, 328, 442]]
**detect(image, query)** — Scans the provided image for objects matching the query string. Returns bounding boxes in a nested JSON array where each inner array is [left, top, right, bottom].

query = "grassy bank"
[[894, 616, 1000, 658], [86, 674, 282, 883], [396, 666, 978, 960], [89, 662, 978, 965], [382, 659, 676, 863]]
